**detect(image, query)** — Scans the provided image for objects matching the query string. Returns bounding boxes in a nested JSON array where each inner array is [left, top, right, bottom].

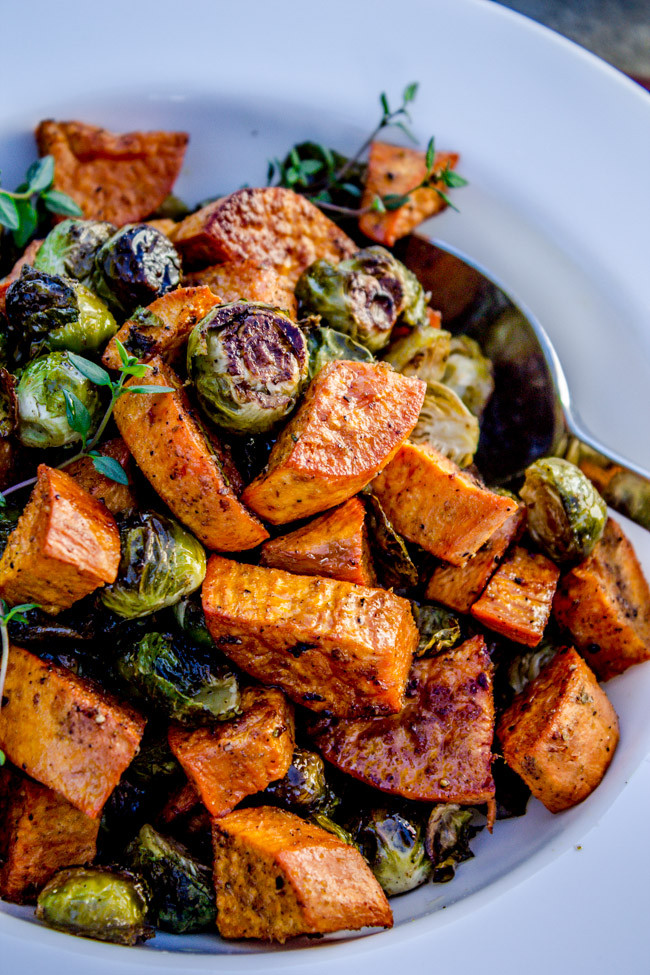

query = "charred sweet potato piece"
[[202, 556, 417, 716], [359, 141, 460, 247], [0, 766, 99, 903], [102, 286, 221, 369], [497, 647, 619, 813], [553, 518, 650, 680], [260, 497, 375, 585], [168, 687, 295, 818], [64, 437, 137, 515], [0, 645, 145, 817], [112, 358, 268, 551], [172, 186, 356, 279], [35, 120, 188, 225], [309, 635, 495, 803], [0, 465, 120, 614], [242, 361, 425, 524], [212, 806, 392, 941], [426, 503, 527, 611], [159, 779, 202, 827], [470, 545, 559, 647], [372, 442, 516, 566], [184, 259, 298, 318]]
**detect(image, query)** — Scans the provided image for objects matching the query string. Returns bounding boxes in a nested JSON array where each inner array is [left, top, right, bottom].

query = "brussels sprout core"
[[15, 351, 102, 449]]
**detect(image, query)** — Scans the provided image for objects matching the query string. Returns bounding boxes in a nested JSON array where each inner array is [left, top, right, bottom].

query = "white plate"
[[1, 0, 650, 972]]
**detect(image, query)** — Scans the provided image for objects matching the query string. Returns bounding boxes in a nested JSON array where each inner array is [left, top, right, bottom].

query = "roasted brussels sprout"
[[35, 867, 153, 945], [349, 806, 432, 896], [411, 381, 479, 468], [34, 219, 116, 285], [295, 246, 427, 352], [442, 334, 495, 417], [101, 511, 206, 619], [15, 351, 102, 449], [172, 593, 214, 648], [507, 639, 559, 696], [520, 457, 607, 563], [264, 748, 329, 810], [117, 631, 240, 723], [97, 778, 157, 861], [306, 325, 374, 380], [366, 492, 419, 591], [310, 812, 355, 846], [413, 603, 462, 658], [384, 324, 451, 383], [126, 729, 183, 786], [425, 804, 477, 883], [187, 302, 308, 434], [0, 507, 19, 557], [127, 824, 216, 933], [92, 224, 181, 317]]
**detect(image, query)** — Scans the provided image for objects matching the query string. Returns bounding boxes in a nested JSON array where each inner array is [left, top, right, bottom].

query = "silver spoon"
[[396, 234, 650, 532]]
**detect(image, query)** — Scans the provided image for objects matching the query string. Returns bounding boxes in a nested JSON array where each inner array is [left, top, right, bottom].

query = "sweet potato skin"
[[497, 647, 619, 813], [242, 361, 426, 524], [64, 437, 137, 515], [112, 358, 268, 551], [0, 645, 145, 818], [260, 497, 375, 585], [309, 635, 495, 803], [372, 442, 516, 565], [168, 687, 295, 818], [184, 260, 298, 319], [212, 806, 392, 941], [0, 766, 99, 904], [470, 545, 560, 647], [172, 186, 356, 279], [0, 465, 120, 613], [202, 555, 417, 717], [553, 517, 650, 680]]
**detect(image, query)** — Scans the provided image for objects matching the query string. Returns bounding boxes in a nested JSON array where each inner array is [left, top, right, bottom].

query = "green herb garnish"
[[0, 156, 82, 249]]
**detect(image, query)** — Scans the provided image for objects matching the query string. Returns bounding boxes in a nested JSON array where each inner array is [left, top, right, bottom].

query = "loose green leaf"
[[114, 338, 131, 368], [425, 137, 436, 173], [380, 92, 390, 116], [434, 188, 459, 212], [41, 189, 83, 217], [403, 82, 419, 104], [26, 155, 55, 194], [125, 385, 174, 396], [90, 454, 130, 485], [382, 193, 411, 211], [63, 388, 92, 441], [120, 362, 150, 379], [13, 199, 38, 248], [0, 494, 6, 509], [340, 182, 362, 197], [1, 602, 41, 626], [370, 195, 387, 213], [0, 192, 20, 231], [0, 750, 5, 766], [393, 121, 418, 143], [66, 353, 112, 387], [441, 170, 469, 188]]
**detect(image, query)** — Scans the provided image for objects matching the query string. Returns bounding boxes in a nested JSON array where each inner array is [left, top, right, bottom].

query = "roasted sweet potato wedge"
[[242, 361, 425, 524], [36, 120, 188, 225], [212, 806, 392, 941], [184, 259, 297, 318], [0, 465, 120, 614], [112, 358, 268, 551], [0, 645, 145, 818], [202, 556, 417, 716], [372, 442, 516, 565], [497, 647, 619, 813], [260, 497, 375, 585], [0, 765, 99, 904], [172, 186, 356, 279], [553, 517, 650, 680], [64, 437, 137, 515], [168, 687, 294, 818], [309, 635, 495, 803]]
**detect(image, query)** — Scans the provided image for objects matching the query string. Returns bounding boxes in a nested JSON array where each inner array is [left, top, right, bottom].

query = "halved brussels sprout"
[[520, 457, 607, 563], [117, 631, 240, 723], [187, 302, 309, 434], [101, 511, 206, 619], [366, 493, 419, 591], [425, 804, 477, 883], [34, 219, 116, 286], [410, 381, 479, 468], [35, 866, 152, 945], [127, 824, 216, 934], [413, 603, 462, 658], [295, 246, 427, 352], [15, 350, 102, 449], [306, 325, 374, 380], [442, 334, 495, 417], [384, 325, 451, 383], [92, 224, 182, 317], [507, 639, 559, 696], [264, 748, 328, 810], [172, 593, 214, 649], [349, 806, 432, 896]]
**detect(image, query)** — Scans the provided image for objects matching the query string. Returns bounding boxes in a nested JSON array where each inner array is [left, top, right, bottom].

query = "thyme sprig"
[[0, 599, 41, 765], [0, 156, 82, 249]]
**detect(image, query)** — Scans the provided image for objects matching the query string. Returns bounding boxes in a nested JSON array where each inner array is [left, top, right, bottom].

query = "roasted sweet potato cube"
[[372, 442, 516, 565], [64, 437, 137, 515], [242, 361, 425, 524], [102, 286, 221, 370], [359, 141, 460, 247], [497, 647, 619, 812], [426, 503, 527, 611], [159, 779, 202, 827], [309, 635, 495, 803], [470, 545, 559, 647], [553, 517, 650, 680], [260, 497, 375, 585], [172, 186, 356, 279], [36, 120, 188, 225], [212, 806, 392, 941], [184, 259, 298, 318], [0, 465, 120, 614], [0, 766, 99, 903], [0, 645, 145, 817], [113, 358, 268, 551], [168, 687, 294, 818], [202, 556, 417, 717]]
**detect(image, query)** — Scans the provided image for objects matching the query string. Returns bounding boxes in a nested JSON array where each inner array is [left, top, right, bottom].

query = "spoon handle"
[[564, 434, 650, 532]]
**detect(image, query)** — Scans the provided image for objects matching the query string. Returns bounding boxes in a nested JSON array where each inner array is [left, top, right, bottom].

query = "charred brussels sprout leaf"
[[306, 325, 375, 380], [310, 811, 355, 846], [349, 807, 432, 895], [35, 866, 153, 945], [15, 350, 102, 448], [507, 638, 559, 696], [384, 325, 451, 383], [187, 301, 309, 434], [172, 593, 214, 648], [117, 631, 240, 723], [520, 457, 607, 563], [366, 493, 419, 591], [411, 381, 479, 468], [425, 804, 477, 883], [92, 224, 181, 317], [491, 755, 531, 820], [34, 219, 116, 285], [264, 748, 329, 810], [127, 824, 216, 933], [413, 603, 462, 658], [442, 334, 495, 417], [101, 511, 206, 619]]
